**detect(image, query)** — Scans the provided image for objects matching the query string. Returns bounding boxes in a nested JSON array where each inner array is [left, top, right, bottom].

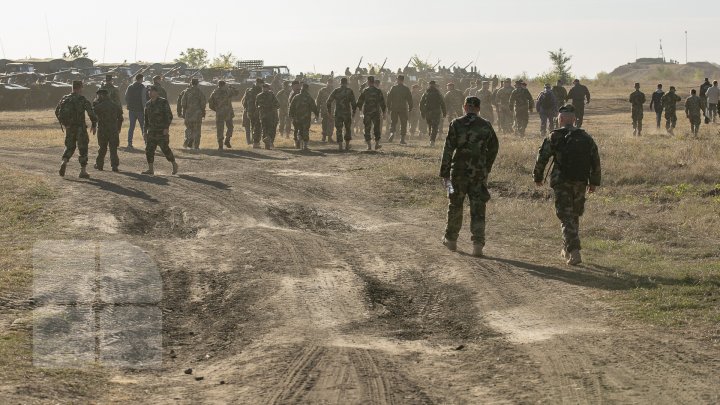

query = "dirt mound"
[[608, 61, 720, 83]]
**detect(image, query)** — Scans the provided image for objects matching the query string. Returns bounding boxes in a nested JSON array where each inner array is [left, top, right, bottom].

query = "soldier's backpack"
[[555, 128, 593, 182], [56, 95, 82, 126]]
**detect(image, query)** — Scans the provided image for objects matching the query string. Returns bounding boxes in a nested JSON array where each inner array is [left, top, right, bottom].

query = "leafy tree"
[[210, 52, 237, 69], [549, 48, 572, 85], [63, 45, 88, 59], [410, 55, 434, 72], [175, 48, 209, 69]]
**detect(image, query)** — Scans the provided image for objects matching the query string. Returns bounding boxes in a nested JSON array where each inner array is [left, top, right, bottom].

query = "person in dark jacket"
[[92, 89, 123, 172], [124, 74, 147, 149], [648, 83, 665, 129], [142, 85, 178, 175]]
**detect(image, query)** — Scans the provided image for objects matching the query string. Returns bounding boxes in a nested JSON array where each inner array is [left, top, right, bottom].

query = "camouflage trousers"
[[334, 114, 352, 142], [185, 119, 202, 149], [425, 112, 442, 142], [278, 107, 291, 134], [664, 110, 677, 130], [631, 107, 643, 131], [573, 102, 586, 127], [553, 181, 587, 252], [480, 106, 494, 125], [249, 110, 262, 141], [688, 114, 701, 135], [259, 115, 278, 144], [445, 177, 491, 245], [514, 110, 529, 135], [389, 110, 409, 138], [498, 105, 513, 133], [539, 110, 555, 135], [294, 117, 312, 142], [363, 112, 382, 142], [96, 129, 120, 170], [215, 114, 234, 144], [145, 130, 175, 164], [62, 125, 89, 166], [321, 112, 334, 140]]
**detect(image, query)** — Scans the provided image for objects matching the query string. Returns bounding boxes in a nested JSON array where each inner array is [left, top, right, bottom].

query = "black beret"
[[340, 77, 348, 84], [429, 80, 436, 85], [148, 85, 159, 92], [465, 96, 481, 108], [72, 80, 83, 87], [191, 78, 199, 85], [558, 104, 575, 113], [218, 80, 226, 86], [397, 75, 404, 80], [96, 89, 108, 95], [105, 74, 113, 80], [291, 80, 300, 85], [367, 76, 375, 82]]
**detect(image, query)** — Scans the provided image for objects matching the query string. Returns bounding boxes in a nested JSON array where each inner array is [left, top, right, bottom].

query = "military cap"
[[340, 77, 348, 84], [634, 82, 640, 86], [148, 85, 159, 92], [291, 80, 300, 85], [558, 104, 575, 113], [96, 88, 108, 95], [465, 96, 481, 108], [218, 80, 226, 86], [669, 86, 676, 91], [262, 83, 271, 88], [153, 75, 162, 81], [397, 75, 405, 80], [105, 74, 113, 80], [367, 76, 375, 82], [72, 80, 83, 87], [504, 78, 511, 82], [191, 78, 199, 85], [482, 81, 489, 85], [429, 80, 436, 85]]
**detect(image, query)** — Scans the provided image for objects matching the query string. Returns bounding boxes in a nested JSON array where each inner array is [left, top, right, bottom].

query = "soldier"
[[628, 83, 646, 136], [649, 83, 665, 129], [142, 85, 178, 175], [256, 83, 280, 149], [386, 75, 413, 144], [409, 84, 423, 138], [491, 75, 499, 91], [99, 74, 122, 107], [685, 89, 703, 136], [699, 78, 712, 115], [124, 74, 146, 149], [288, 80, 302, 146], [440, 96, 499, 258], [288, 83, 319, 150], [316, 78, 336, 142], [551, 80, 567, 107], [419, 80, 447, 146], [55, 80, 97, 178], [326, 77, 357, 151], [208, 80, 239, 150], [92, 89, 123, 172], [151, 75, 168, 99], [533, 104, 601, 266], [477, 81, 495, 124], [509, 80, 533, 135], [566, 79, 591, 127], [536, 83, 558, 136], [242, 78, 264, 146], [464, 80, 480, 97], [276, 81, 292, 137], [180, 78, 207, 149], [706, 80, 719, 124], [356, 76, 387, 151], [495, 78, 514, 134], [444, 82, 465, 132], [660, 86, 682, 135]]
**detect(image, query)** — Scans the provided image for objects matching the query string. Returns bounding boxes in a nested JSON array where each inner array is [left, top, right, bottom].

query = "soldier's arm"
[[116, 105, 124, 130], [357, 91, 365, 110], [164, 99, 173, 127], [326, 89, 335, 113], [533, 139, 554, 183], [85, 98, 98, 126], [440, 95, 447, 116], [272, 94, 279, 110], [485, 126, 500, 174], [386, 88, 394, 111], [144, 104, 150, 131], [350, 90, 357, 112], [406, 87, 413, 111], [380, 92, 387, 114], [589, 140, 602, 187], [585, 86, 591, 103], [439, 123, 457, 178]]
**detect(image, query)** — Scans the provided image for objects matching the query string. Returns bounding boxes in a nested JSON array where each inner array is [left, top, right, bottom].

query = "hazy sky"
[[1, 0, 714, 77]]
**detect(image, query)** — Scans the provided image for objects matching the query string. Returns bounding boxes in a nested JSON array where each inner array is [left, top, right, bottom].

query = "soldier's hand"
[[91, 126, 97, 135], [587, 185, 597, 193], [163, 129, 169, 136]]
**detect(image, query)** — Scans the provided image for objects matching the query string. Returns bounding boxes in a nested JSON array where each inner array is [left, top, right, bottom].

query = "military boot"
[[338, 143, 344, 151], [252, 142, 261, 149], [387, 132, 395, 142], [142, 163, 155, 175], [560, 248, 570, 260], [218, 141, 224, 150], [345, 141, 351, 151], [79, 166, 90, 179], [224, 138, 232, 148], [94, 163, 104, 171], [171, 161, 179, 175], [264, 142, 273, 150], [302, 141, 309, 151], [632, 129, 637, 136], [59, 158, 68, 177], [566, 250, 582, 266], [400, 135, 407, 145], [374, 140, 382, 150], [472, 244, 484, 257], [366, 141, 372, 151], [294, 139, 301, 149], [442, 237, 457, 252]]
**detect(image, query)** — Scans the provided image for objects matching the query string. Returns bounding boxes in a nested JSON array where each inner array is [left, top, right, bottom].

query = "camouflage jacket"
[[533, 125, 602, 187], [495, 86, 513, 107], [628, 90, 646, 108], [420, 87, 447, 117], [256, 90, 280, 119], [567, 84, 591, 104], [357, 86, 387, 116], [99, 83, 122, 107], [177, 86, 189, 117], [316, 86, 335, 116], [386, 83, 413, 112], [242, 85, 262, 113], [181, 86, 207, 122], [411, 89, 422, 110], [92, 99, 123, 134], [685, 95, 702, 116], [209, 86, 239, 118], [510, 88, 533, 112], [288, 90, 318, 121], [147, 83, 167, 100], [440, 113, 499, 181], [276, 88, 291, 110], [144, 97, 173, 132], [55, 93, 97, 128], [661, 92, 682, 112], [327, 86, 357, 117], [444, 89, 465, 113], [478, 89, 494, 113], [552, 86, 567, 105]]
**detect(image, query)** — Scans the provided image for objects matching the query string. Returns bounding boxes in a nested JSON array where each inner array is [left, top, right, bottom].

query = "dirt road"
[[1, 142, 718, 404]]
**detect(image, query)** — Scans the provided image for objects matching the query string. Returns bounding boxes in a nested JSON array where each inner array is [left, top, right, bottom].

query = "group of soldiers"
[[628, 78, 719, 136]]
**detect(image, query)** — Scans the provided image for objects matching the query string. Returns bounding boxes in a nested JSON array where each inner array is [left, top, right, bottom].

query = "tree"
[[63, 45, 88, 59], [175, 48, 209, 69], [410, 55, 434, 72], [549, 48, 572, 85], [210, 52, 237, 69]]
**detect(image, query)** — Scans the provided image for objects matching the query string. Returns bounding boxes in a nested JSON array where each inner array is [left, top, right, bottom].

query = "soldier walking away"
[[99, 74, 122, 107], [536, 83, 559, 136], [242, 78, 264, 147], [420, 80, 447, 146], [288, 80, 302, 147], [150, 75, 168, 100], [478, 81, 495, 124], [209, 80, 239, 150], [409, 84, 423, 138], [661, 86, 682, 135], [440, 96, 499, 258], [176, 83, 191, 147], [143, 86, 178, 175], [509, 80, 533, 136], [685, 89, 703, 136], [180, 78, 207, 149], [566, 79, 591, 128], [356, 76, 387, 151], [316, 78, 336, 143], [277, 81, 292, 137], [551, 80, 567, 128], [92, 89, 123, 172], [495, 78, 514, 134], [289, 83, 319, 151], [533, 104, 601, 266], [55, 80, 97, 178], [491, 75, 499, 91], [386, 75, 413, 144], [124, 74, 147, 148], [628, 83, 646, 136], [699, 77, 712, 116], [326, 77, 357, 151], [256, 83, 280, 149], [705, 80, 719, 124], [443, 82, 465, 135], [649, 83, 665, 129]]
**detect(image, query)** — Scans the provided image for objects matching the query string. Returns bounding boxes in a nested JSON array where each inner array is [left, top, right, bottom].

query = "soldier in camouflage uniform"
[[288, 80, 302, 146], [242, 78, 264, 145], [495, 79, 514, 134], [316, 78, 336, 143], [628, 83, 646, 136], [420, 80, 447, 146], [533, 104, 601, 266], [509, 80, 533, 135], [440, 96, 499, 258], [92, 89, 123, 172], [444, 82, 465, 134], [326, 77, 357, 151], [464, 80, 480, 97], [386, 75, 413, 144], [685, 89, 703, 136], [143, 85, 178, 175], [276, 81, 292, 137], [660, 86, 682, 135], [176, 83, 192, 147], [99, 74, 122, 107], [255, 83, 280, 149], [566, 79, 591, 128], [288, 83, 319, 150], [536, 83, 559, 136], [151, 75, 168, 100], [55, 80, 97, 178], [180, 78, 207, 149], [551, 80, 567, 110], [209, 80, 239, 149], [409, 84, 423, 138], [477, 81, 495, 124], [357, 76, 387, 151]]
